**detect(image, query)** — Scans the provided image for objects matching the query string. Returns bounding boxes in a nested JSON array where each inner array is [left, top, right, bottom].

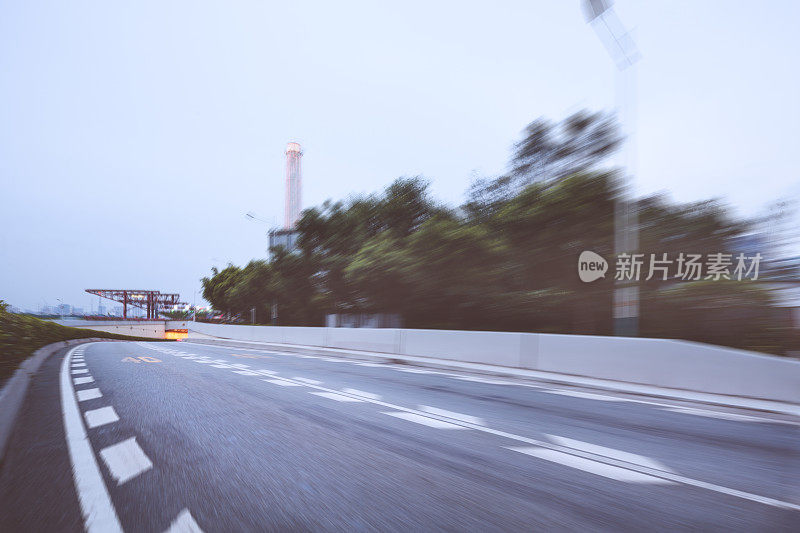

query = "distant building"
[[269, 228, 300, 255]]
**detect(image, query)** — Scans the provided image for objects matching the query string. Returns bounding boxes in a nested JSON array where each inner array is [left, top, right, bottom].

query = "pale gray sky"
[[1, 1, 798, 311]]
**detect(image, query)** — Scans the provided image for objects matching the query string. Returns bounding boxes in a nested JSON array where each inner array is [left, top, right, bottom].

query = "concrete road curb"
[[0, 338, 109, 462]]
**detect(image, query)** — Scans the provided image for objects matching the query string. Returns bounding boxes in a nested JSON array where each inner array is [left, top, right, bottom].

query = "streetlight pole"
[[582, 0, 641, 336]]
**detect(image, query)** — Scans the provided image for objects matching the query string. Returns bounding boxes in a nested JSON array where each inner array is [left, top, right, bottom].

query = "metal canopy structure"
[[85, 289, 185, 319]]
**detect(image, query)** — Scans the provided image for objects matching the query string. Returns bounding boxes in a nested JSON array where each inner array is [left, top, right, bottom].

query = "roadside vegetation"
[[201, 110, 799, 356], [0, 301, 169, 384]]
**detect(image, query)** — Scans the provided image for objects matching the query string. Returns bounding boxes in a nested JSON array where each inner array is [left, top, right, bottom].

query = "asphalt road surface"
[[1, 340, 798, 531]]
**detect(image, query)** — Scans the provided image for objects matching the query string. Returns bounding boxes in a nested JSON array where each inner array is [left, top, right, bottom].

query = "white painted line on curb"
[[506, 447, 674, 484], [342, 388, 381, 400], [455, 376, 514, 385], [84, 406, 120, 428], [543, 390, 631, 402], [311, 392, 364, 402], [99, 437, 154, 485], [76, 388, 102, 402], [420, 406, 484, 425], [74, 376, 95, 385], [164, 508, 204, 533], [60, 344, 123, 532], [383, 411, 467, 429]]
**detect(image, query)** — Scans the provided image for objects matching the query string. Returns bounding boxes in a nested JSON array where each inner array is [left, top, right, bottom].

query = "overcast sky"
[[1, 1, 798, 311]]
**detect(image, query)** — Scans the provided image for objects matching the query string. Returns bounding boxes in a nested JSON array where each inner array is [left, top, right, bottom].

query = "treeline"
[[202, 111, 797, 355]]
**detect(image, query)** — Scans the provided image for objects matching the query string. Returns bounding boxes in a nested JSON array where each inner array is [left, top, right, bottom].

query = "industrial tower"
[[284, 142, 302, 228]]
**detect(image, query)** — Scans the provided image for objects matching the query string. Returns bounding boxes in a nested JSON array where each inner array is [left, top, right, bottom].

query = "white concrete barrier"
[[54, 320, 166, 339], [185, 321, 800, 404]]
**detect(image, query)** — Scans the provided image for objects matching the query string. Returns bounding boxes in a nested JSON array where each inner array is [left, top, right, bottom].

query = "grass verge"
[[0, 308, 170, 385]]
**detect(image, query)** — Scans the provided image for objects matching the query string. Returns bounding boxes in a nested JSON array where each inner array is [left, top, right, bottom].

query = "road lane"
[[1, 340, 798, 531], [149, 340, 800, 504]]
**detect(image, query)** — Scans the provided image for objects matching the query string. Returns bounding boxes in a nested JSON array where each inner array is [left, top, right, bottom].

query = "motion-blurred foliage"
[[202, 111, 798, 355]]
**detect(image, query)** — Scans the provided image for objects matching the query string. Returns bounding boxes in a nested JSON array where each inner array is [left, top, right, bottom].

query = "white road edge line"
[[60, 343, 123, 533]]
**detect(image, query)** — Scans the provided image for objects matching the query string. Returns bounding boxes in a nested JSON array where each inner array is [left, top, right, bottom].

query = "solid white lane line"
[[263, 379, 302, 387], [84, 406, 120, 428], [661, 407, 769, 423], [382, 411, 467, 429], [211, 364, 233, 369], [546, 435, 674, 473], [72, 369, 89, 375], [294, 377, 322, 385], [99, 437, 153, 485], [59, 344, 123, 532], [165, 508, 203, 533], [342, 388, 380, 400], [354, 362, 384, 367], [193, 360, 214, 364], [74, 376, 95, 385], [76, 388, 103, 402], [311, 392, 364, 402], [253, 369, 278, 376], [506, 447, 674, 484], [232, 370, 260, 376], [419, 406, 484, 425], [544, 390, 630, 402], [455, 376, 514, 385], [229, 363, 251, 369]]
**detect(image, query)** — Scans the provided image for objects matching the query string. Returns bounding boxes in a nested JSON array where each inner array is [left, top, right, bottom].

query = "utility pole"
[[582, 0, 641, 336]]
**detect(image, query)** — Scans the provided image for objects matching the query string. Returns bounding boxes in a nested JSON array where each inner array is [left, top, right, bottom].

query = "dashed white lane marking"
[[506, 447, 674, 484], [661, 407, 768, 423], [74, 376, 95, 385], [253, 369, 278, 376], [232, 370, 260, 376], [211, 364, 233, 369], [263, 379, 302, 387], [354, 362, 384, 367], [84, 406, 120, 428], [193, 360, 214, 364], [165, 508, 204, 533], [382, 411, 467, 429], [319, 357, 348, 363], [76, 388, 103, 402], [546, 435, 674, 473], [99, 437, 154, 485], [72, 369, 89, 375], [72, 362, 87, 367], [294, 377, 322, 385], [544, 390, 631, 402], [229, 363, 251, 369], [342, 388, 381, 400], [60, 344, 123, 532], [420, 406, 484, 425], [311, 392, 364, 402]]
